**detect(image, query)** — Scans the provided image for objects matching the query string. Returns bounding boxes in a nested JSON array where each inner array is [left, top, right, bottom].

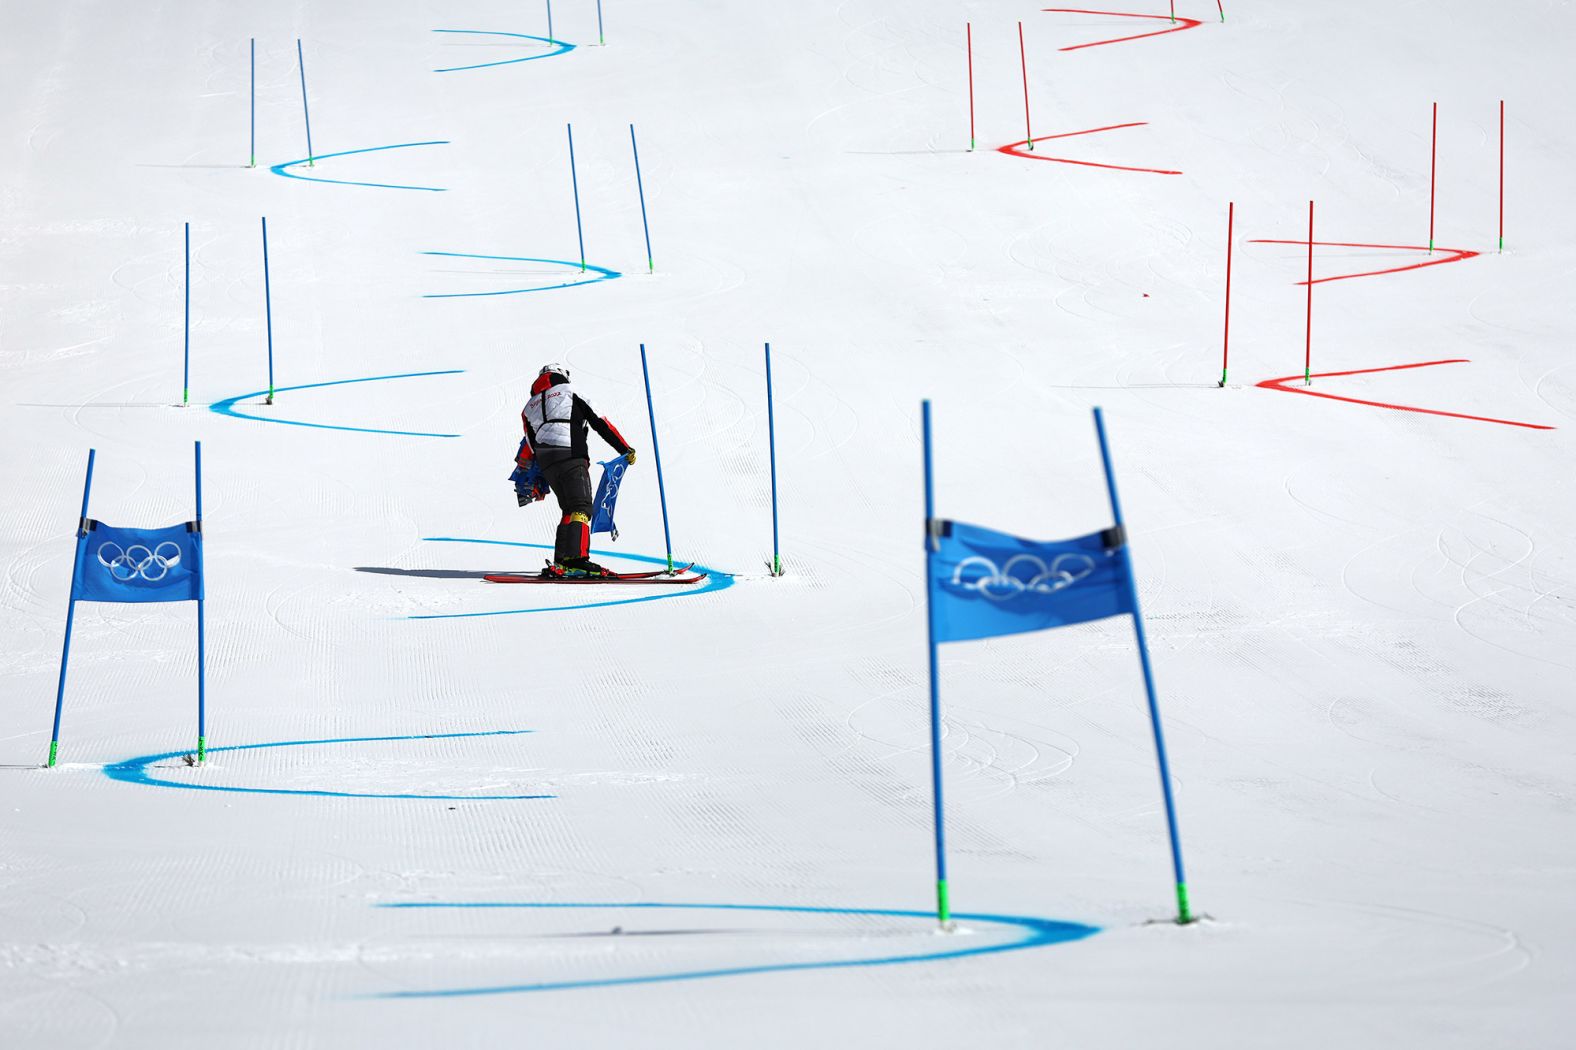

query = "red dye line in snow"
[[1257, 360, 1554, 431], [1249, 239, 1480, 285], [1042, 8, 1203, 51], [997, 122, 1182, 174]]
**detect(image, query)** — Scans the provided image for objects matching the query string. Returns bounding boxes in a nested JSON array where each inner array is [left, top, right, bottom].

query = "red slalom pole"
[[1018, 21, 1034, 151], [1304, 201, 1314, 386], [1498, 99, 1505, 252], [1170, 1, 1176, 24], [966, 23, 976, 152], [1220, 202, 1234, 387], [1217, 0, 1226, 20], [1429, 101, 1438, 254]]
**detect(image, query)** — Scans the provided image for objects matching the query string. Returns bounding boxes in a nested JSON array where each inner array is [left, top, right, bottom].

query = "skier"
[[515, 363, 637, 577]]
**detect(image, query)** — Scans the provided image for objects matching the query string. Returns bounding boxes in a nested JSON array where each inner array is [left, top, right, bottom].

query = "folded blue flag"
[[72, 522, 203, 604], [928, 520, 1132, 643], [591, 458, 628, 540]]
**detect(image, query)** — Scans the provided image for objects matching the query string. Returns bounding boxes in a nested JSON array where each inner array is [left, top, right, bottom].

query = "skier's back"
[[518, 363, 635, 576]]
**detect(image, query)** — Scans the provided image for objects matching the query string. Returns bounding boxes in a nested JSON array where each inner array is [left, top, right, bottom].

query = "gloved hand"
[[624, 449, 637, 465]]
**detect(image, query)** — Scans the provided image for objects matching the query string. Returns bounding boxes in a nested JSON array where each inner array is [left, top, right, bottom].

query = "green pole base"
[[197, 735, 206, 763], [182, 389, 189, 407], [47, 740, 58, 768], [1499, 237, 1504, 253], [936, 878, 952, 928], [1219, 368, 1228, 388], [771, 556, 784, 577], [647, 257, 654, 274], [1175, 882, 1194, 924], [1428, 239, 1433, 255]]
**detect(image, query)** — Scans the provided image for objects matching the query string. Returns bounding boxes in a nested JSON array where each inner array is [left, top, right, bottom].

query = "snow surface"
[[2, 1, 1573, 1046]]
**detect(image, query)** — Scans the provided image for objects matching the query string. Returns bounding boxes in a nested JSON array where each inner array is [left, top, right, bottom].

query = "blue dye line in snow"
[[271, 141, 449, 192], [209, 371, 464, 438], [421, 252, 621, 299], [432, 29, 575, 72], [103, 731, 553, 800], [371, 901, 1100, 998], [409, 538, 734, 620]]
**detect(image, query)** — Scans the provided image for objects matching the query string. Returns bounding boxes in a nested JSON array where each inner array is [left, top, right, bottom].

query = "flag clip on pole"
[[630, 125, 654, 274], [765, 343, 784, 576], [567, 123, 586, 273], [1091, 408, 1194, 925], [639, 345, 675, 573], [47, 449, 96, 767], [262, 217, 275, 405], [194, 441, 207, 763], [921, 400, 953, 931]]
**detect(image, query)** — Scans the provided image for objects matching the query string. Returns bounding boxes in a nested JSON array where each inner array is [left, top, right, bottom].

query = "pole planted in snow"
[[1092, 407, 1194, 925], [638, 344, 674, 573], [765, 343, 783, 576]]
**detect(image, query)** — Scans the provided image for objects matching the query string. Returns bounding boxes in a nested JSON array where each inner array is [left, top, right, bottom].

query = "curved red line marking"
[[1257, 360, 1554, 431], [1250, 239, 1480, 285], [1043, 8, 1203, 51], [996, 122, 1182, 175]]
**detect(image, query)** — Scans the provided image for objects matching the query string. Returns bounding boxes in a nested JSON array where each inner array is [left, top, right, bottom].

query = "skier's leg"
[[542, 457, 596, 568]]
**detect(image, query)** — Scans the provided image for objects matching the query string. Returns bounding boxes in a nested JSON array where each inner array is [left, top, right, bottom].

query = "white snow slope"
[[2, 1, 1573, 1046]]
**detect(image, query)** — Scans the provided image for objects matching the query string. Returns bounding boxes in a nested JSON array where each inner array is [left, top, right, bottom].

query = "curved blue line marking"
[[409, 538, 734, 620], [271, 141, 449, 192], [104, 731, 553, 800], [210, 370, 463, 438], [372, 901, 1099, 998], [433, 30, 575, 72], [422, 253, 621, 299]]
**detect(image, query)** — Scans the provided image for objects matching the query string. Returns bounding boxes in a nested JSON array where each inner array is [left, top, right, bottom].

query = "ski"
[[483, 570, 707, 585]]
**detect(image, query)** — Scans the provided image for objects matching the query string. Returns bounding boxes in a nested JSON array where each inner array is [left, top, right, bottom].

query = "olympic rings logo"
[[96, 541, 183, 583], [946, 553, 1097, 602]]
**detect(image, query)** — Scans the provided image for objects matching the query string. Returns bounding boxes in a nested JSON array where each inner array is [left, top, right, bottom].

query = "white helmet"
[[539, 362, 571, 382]]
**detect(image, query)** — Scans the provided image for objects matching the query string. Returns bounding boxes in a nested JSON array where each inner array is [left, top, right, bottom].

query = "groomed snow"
[[1, 2, 1572, 1046]]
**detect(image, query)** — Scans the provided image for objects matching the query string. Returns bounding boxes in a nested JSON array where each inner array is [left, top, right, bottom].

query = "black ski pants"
[[539, 450, 593, 562]]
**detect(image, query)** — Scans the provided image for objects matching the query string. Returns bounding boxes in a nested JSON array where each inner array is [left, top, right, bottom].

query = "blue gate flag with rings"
[[928, 520, 1132, 644], [591, 457, 628, 540], [71, 522, 203, 604]]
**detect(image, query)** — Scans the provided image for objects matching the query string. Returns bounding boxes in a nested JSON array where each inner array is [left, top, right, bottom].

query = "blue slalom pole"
[[182, 222, 190, 406], [596, 0, 605, 44], [567, 124, 586, 272], [194, 440, 207, 763], [920, 401, 951, 929], [262, 217, 275, 404], [1091, 407, 1193, 925], [249, 38, 256, 168], [296, 40, 315, 167], [546, 0, 555, 44], [630, 124, 653, 273], [765, 343, 783, 576], [48, 448, 95, 768], [638, 344, 674, 573]]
